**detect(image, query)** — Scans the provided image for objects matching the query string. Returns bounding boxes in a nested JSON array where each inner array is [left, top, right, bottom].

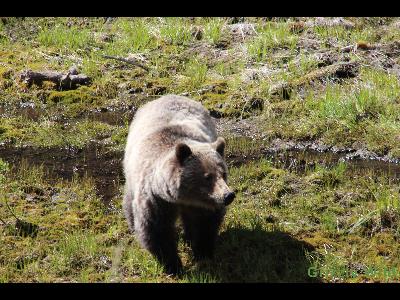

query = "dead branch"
[[5, 198, 21, 222], [0, 216, 7, 226], [20, 69, 91, 90]]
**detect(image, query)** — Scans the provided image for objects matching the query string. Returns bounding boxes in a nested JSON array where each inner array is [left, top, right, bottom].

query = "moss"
[[0, 158, 9, 184], [110, 126, 128, 146], [0, 66, 13, 90], [0, 66, 12, 79], [200, 92, 263, 119], [0, 121, 25, 145], [144, 77, 173, 96], [225, 136, 267, 157], [47, 86, 100, 105], [301, 232, 337, 248]]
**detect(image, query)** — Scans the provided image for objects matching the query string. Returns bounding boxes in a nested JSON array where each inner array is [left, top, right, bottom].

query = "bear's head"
[[162, 137, 235, 210]]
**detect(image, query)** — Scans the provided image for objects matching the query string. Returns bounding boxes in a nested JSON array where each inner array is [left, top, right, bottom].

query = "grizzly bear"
[[122, 94, 235, 275]]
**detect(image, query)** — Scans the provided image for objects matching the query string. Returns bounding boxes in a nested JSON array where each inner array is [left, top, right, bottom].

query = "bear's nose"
[[224, 192, 235, 206]]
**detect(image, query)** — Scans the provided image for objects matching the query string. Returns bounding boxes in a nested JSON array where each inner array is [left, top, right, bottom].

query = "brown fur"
[[122, 95, 234, 275]]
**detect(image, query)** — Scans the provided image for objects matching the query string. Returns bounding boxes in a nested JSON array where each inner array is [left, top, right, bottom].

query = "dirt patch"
[[214, 116, 267, 140], [304, 17, 355, 29], [183, 41, 243, 67], [86, 107, 135, 126], [0, 102, 44, 122], [225, 23, 257, 42]]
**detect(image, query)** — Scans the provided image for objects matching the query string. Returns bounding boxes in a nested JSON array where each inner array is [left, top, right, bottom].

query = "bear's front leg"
[[180, 206, 226, 261], [133, 195, 182, 275]]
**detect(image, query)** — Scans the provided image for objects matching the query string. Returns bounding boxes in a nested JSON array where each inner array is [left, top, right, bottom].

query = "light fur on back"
[[123, 94, 220, 207]]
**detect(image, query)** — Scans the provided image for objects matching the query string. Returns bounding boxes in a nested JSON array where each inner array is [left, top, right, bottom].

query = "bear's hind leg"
[[180, 206, 225, 261], [134, 196, 182, 275]]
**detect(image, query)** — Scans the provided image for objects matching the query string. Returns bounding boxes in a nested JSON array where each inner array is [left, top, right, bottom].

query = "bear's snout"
[[223, 191, 235, 206]]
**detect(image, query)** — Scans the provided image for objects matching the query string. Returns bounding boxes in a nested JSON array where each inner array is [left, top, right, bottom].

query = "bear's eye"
[[204, 173, 213, 181]]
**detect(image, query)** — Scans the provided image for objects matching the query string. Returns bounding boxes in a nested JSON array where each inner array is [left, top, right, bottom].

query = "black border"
[[1, 0, 399, 17]]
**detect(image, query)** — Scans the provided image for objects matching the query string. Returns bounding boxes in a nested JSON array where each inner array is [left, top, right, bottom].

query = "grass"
[[105, 18, 156, 55], [37, 24, 95, 51], [203, 18, 225, 45], [183, 58, 208, 89], [0, 117, 116, 148], [2, 17, 400, 282], [247, 22, 298, 62], [158, 18, 194, 46]]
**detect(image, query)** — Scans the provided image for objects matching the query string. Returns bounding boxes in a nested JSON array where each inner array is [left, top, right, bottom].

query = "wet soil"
[[227, 147, 400, 180], [0, 103, 135, 126], [2, 136, 400, 207], [266, 149, 400, 180], [0, 144, 124, 204]]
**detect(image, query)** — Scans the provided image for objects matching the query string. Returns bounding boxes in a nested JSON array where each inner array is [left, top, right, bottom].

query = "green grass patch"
[[37, 24, 95, 51], [158, 18, 194, 46], [105, 18, 156, 55], [247, 22, 298, 62], [203, 18, 225, 45]]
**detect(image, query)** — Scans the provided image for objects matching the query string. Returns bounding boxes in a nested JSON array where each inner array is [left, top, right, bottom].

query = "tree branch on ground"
[[20, 68, 91, 90]]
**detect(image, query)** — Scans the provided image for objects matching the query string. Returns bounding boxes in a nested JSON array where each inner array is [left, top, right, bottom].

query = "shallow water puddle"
[[0, 144, 124, 204], [227, 144, 400, 180], [267, 149, 400, 180], [1, 142, 400, 206]]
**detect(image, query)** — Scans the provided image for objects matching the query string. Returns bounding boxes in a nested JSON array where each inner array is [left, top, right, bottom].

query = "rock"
[[312, 51, 341, 67], [191, 26, 203, 40], [240, 66, 279, 83], [309, 142, 330, 152], [269, 82, 292, 100], [104, 17, 116, 25], [390, 20, 400, 29], [68, 65, 79, 75], [95, 32, 114, 43], [305, 17, 355, 29], [227, 17, 245, 24], [345, 149, 379, 161], [331, 145, 348, 153], [289, 21, 306, 34], [226, 23, 257, 40], [297, 37, 321, 51]]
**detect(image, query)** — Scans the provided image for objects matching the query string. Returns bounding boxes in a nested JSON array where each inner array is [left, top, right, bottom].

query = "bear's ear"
[[175, 143, 192, 164], [214, 137, 226, 157]]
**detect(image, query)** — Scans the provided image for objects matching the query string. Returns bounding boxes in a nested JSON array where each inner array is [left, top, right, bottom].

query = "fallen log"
[[20, 68, 91, 90], [269, 61, 360, 99]]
